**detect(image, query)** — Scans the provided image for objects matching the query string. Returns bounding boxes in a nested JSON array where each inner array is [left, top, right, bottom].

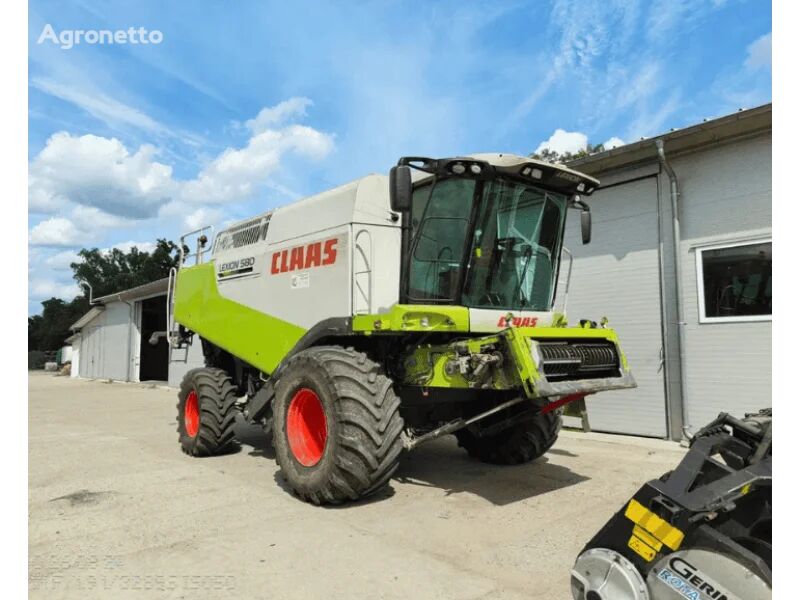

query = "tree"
[[70, 239, 180, 298], [530, 142, 607, 164], [28, 239, 180, 351], [28, 297, 89, 352]]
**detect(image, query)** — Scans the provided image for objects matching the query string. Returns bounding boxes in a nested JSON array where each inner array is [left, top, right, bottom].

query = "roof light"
[[521, 166, 532, 176], [451, 163, 466, 175], [530, 168, 543, 179], [577, 183, 586, 192], [469, 164, 482, 174]]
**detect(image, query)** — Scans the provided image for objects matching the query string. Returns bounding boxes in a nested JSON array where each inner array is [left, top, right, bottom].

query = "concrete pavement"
[[28, 371, 685, 599]]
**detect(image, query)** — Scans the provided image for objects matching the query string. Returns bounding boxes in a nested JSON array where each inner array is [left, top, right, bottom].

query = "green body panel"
[[404, 328, 540, 397], [353, 305, 628, 369], [173, 263, 306, 374], [174, 265, 631, 396], [402, 324, 634, 399], [353, 305, 470, 333]]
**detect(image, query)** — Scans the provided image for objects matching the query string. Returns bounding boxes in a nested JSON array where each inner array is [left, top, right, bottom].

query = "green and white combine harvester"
[[170, 154, 636, 505]]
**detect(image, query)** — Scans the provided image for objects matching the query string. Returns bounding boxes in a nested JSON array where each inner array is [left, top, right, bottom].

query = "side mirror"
[[581, 208, 591, 244], [389, 165, 412, 212], [572, 197, 592, 245]]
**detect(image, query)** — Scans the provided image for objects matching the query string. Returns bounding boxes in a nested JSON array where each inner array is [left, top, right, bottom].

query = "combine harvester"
[[169, 154, 637, 504]]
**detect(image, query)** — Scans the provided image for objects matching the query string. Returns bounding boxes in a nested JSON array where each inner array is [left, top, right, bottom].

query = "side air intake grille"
[[538, 341, 620, 381], [213, 214, 271, 254]]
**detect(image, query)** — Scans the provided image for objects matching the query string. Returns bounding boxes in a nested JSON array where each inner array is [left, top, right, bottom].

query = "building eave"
[[94, 277, 170, 304], [69, 306, 105, 331], [566, 103, 772, 178]]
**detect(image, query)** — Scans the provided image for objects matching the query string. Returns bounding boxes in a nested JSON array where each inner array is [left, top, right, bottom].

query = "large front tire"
[[455, 405, 562, 465], [177, 368, 239, 456], [273, 346, 404, 505]]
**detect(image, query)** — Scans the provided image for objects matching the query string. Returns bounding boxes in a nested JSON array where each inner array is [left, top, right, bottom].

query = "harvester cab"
[[170, 153, 636, 504]]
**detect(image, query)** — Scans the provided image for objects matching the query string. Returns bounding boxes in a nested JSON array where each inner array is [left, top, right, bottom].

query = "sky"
[[27, 0, 772, 315]]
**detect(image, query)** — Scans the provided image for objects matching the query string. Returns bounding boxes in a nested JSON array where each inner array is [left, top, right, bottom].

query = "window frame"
[[694, 237, 772, 324]]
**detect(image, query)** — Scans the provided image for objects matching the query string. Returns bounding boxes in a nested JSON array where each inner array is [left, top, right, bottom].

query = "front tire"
[[273, 346, 404, 505], [177, 368, 239, 456], [455, 405, 562, 465]]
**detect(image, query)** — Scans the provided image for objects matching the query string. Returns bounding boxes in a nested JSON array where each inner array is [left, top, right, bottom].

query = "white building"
[[562, 103, 771, 439], [68, 278, 203, 386]]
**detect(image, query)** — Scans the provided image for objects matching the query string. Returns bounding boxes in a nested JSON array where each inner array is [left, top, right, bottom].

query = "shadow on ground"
[[236, 409, 589, 507], [235, 418, 276, 460], [393, 437, 589, 506]]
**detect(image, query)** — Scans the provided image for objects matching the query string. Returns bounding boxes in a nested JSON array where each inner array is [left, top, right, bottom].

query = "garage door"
[[558, 177, 667, 437]]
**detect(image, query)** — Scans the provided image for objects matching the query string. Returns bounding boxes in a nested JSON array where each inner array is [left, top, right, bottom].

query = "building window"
[[695, 239, 771, 323]]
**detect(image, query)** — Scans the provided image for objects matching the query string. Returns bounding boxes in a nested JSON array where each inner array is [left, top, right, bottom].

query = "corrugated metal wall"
[[77, 301, 134, 381], [560, 176, 668, 437], [563, 131, 771, 438], [671, 134, 772, 430]]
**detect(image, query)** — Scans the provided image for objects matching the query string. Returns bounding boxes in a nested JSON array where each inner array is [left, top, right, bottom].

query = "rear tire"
[[273, 346, 404, 505], [455, 405, 562, 465], [177, 368, 239, 456]]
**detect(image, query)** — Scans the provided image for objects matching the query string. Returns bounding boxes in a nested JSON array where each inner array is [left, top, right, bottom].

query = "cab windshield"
[[407, 176, 567, 310]]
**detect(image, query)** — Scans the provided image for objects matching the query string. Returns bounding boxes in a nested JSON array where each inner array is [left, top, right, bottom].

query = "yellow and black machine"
[[571, 409, 772, 600]]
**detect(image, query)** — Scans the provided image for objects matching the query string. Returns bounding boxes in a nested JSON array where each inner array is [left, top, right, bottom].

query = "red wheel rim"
[[185, 390, 200, 438], [286, 388, 328, 467]]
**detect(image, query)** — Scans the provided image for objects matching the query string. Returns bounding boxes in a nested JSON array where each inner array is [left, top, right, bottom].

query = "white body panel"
[[203, 155, 596, 328], [211, 174, 402, 327], [468, 308, 555, 332]]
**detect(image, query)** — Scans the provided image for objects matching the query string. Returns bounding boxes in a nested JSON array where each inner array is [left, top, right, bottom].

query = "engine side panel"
[[216, 225, 352, 330], [173, 262, 306, 374]]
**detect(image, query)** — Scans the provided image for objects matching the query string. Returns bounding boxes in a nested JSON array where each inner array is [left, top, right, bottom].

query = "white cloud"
[[509, 0, 645, 128], [29, 132, 175, 218], [31, 78, 169, 138], [28, 100, 335, 222], [180, 124, 334, 204], [745, 33, 771, 71], [645, 0, 728, 44], [183, 208, 223, 231], [614, 62, 662, 110], [535, 129, 588, 155], [29, 279, 81, 301], [625, 91, 682, 140], [603, 136, 626, 149], [245, 97, 313, 133], [106, 240, 157, 254], [646, 0, 693, 43], [29, 218, 85, 246], [70, 205, 136, 229], [29, 180, 68, 213], [44, 249, 80, 269]]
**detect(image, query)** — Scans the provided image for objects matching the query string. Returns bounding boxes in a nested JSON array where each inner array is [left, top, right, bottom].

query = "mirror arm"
[[572, 197, 590, 212]]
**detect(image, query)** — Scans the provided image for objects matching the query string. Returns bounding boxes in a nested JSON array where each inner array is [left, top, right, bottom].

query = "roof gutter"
[[656, 139, 691, 441]]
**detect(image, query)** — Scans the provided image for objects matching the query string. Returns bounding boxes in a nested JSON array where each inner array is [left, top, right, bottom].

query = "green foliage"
[[71, 239, 180, 298], [28, 239, 180, 351], [530, 142, 607, 164], [28, 296, 89, 352]]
